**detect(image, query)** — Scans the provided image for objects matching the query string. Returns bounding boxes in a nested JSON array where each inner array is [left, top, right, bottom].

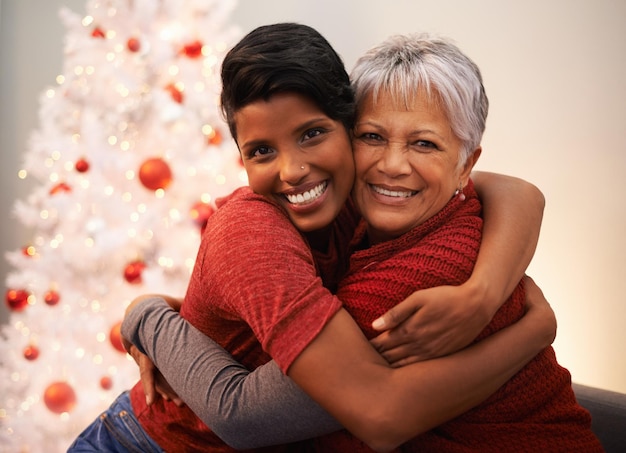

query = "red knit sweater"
[[313, 181, 603, 453]]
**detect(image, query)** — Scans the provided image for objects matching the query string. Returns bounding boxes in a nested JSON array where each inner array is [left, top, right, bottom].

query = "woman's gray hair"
[[351, 33, 488, 165]]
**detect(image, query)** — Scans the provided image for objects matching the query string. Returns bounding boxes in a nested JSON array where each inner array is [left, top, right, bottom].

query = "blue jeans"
[[68, 391, 163, 453]]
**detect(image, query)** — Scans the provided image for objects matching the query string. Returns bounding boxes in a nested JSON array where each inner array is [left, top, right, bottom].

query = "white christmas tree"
[[0, 1, 243, 451]]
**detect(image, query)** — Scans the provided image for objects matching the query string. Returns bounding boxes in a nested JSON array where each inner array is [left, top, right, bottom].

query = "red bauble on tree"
[[207, 128, 223, 146], [165, 83, 184, 103], [127, 37, 141, 52], [43, 381, 77, 414], [138, 158, 172, 191], [123, 260, 146, 284], [91, 27, 105, 38], [44, 290, 60, 306], [6, 289, 30, 311], [109, 321, 126, 353], [100, 375, 113, 390], [23, 345, 40, 361], [181, 39, 203, 58], [190, 201, 214, 230], [75, 157, 90, 173], [49, 182, 72, 195], [22, 245, 36, 257]]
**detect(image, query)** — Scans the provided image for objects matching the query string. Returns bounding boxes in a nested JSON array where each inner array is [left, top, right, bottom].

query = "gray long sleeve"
[[121, 297, 341, 449]]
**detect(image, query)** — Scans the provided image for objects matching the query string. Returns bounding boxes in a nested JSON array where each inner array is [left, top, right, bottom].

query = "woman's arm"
[[471, 171, 545, 306], [123, 191, 548, 451], [123, 277, 554, 451], [289, 276, 554, 452], [370, 172, 545, 364], [121, 297, 342, 449]]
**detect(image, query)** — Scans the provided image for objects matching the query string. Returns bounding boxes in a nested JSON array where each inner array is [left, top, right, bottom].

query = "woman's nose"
[[377, 142, 411, 176], [279, 152, 307, 184]]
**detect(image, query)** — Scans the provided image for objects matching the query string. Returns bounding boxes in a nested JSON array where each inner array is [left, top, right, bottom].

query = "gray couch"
[[573, 383, 626, 453]]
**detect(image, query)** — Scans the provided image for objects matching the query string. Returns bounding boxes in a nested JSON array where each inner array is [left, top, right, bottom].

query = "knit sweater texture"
[[313, 180, 602, 452]]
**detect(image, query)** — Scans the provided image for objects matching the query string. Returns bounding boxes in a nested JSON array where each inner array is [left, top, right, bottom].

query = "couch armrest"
[[573, 382, 626, 453]]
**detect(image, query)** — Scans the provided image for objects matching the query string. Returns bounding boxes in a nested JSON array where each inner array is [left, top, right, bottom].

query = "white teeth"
[[285, 181, 327, 205], [372, 185, 416, 198]]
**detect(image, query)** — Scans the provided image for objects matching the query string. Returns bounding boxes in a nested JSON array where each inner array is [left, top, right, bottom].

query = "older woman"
[[325, 33, 602, 451], [110, 26, 563, 453]]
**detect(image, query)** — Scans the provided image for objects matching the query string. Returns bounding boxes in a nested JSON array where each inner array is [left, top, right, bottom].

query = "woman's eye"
[[357, 132, 383, 143], [302, 128, 324, 141], [250, 146, 274, 158], [414, 140, 438, 150]]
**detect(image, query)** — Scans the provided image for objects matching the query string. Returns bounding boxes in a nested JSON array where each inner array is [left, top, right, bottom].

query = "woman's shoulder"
[[216, 186, 264, 208], [204, 186, 302, 246], [215, 186, 287, 219]]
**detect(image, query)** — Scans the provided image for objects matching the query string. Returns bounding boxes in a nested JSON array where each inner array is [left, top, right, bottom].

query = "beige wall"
[[2, 0, 625, 393], [1, 0, 84, 321]]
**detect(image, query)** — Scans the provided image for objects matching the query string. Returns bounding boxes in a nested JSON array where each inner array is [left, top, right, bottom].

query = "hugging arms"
[[120, 27, 600, 452], [121, 172, 550, 451], [73, 24, 599, 453], [117, 24, 560, 452]]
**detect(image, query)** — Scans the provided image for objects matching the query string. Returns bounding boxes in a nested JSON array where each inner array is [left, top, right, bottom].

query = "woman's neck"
[[366, 227, 394, 247], [304, 224, 332, 252]]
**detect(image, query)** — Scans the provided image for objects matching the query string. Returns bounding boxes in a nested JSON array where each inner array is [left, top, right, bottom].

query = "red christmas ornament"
[[123, 260, 146, 284], [50, 182, 71, 195], [6, 289, 30, 311], [190, 201, 214, 229], [109, 321, 126, 353], [23, 345, 40, 361], [127, 37, 141, 52], [43, 381, 77, 414], [182, 40, 203, 58], [91, 27, 106, 38], [22, 245, 36, 257], [138, 158, 172, 191], [44, 290, 60, 306], [165, 83, 184, 104], [207, 129, 223, 146], [75, 158, 90, 173], [100, 376, 113, 390]]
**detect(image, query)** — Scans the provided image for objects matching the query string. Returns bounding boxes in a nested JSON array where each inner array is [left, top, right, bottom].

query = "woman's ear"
[[460, 147, 482, 185]]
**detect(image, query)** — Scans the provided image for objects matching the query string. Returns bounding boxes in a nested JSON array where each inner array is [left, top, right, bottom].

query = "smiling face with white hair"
[[349, 32, 488, 245], [352, 86, 481, 245]]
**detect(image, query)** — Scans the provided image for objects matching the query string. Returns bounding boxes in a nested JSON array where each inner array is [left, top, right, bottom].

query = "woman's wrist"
[[462, 274, 500, 322]]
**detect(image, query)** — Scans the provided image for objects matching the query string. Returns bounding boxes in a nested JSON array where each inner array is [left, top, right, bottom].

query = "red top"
[[130, 187, 357, 452]]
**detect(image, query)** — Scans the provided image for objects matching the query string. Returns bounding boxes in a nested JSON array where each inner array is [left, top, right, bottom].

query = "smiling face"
[[234, 92, 355, 233], [352, 88, 480, 244]]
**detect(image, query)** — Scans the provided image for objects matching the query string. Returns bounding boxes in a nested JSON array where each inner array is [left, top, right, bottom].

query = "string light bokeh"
[[1, 1, 245, 451]]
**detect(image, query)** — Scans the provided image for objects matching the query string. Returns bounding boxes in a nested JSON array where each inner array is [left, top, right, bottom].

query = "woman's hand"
[[126, 343, 184, 406], [121, 294, 184, 405], [124, 294, 183, 320], [369, 283, 493, 366]]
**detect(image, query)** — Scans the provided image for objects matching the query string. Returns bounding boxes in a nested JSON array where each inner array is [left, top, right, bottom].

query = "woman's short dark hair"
[[220, 23, 355, 141]]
